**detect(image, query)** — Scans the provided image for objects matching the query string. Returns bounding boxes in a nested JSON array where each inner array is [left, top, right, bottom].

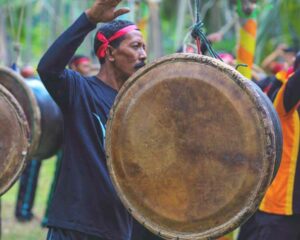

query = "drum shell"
[[0, 84, 29, 195], [106, 53, 282, 240], [26, 79, 63, 160], [246, 80, 282, 179]]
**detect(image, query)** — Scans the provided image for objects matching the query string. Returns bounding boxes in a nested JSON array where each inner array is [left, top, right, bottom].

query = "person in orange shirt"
[[238, 52, 300, 240]]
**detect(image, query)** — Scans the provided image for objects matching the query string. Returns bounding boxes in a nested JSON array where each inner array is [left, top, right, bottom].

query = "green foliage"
[[1, 0, 300, 66], [160, 12, 176, 53], [214, 39, 237, 54], [0, 0, 37, 7], [255, 0, 300, 63], [1, 157, 56, 239]]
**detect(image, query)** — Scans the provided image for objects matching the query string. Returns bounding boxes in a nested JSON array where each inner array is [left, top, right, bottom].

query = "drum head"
[[0, 67, 41, 159], [0, 84, 29, 195], [106, 54, 278, 239]]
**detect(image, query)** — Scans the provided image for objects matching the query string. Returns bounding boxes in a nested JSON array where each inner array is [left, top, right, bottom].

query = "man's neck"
[[96, 65, 125, 91]]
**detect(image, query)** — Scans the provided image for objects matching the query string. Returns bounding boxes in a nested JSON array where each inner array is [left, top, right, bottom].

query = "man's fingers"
[[114, 7, 130, 18]]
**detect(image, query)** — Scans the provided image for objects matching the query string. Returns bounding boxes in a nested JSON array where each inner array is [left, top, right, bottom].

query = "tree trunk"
[[147, 0, 163, 60], [175, 0, 188, 49], [206, 1, 224, 33], [52, 0, 63, 37], [24, 3, 33, 65], [0, 8, 8, 65]]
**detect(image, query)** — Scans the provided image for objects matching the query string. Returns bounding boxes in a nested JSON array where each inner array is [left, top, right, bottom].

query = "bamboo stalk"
[[0, 7, 8, 65], [147, 0, 163, 59]]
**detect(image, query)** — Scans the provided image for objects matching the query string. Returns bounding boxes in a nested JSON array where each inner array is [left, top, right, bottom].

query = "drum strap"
[[191, 0, 222, 60]]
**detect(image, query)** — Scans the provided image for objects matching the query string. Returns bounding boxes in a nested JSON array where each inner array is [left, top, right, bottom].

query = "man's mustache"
[[134, 62, 146, 70]]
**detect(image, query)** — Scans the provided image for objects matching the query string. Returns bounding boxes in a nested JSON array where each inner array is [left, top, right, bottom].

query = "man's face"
[[111, 30, 147, 80], [283, 52, 296, 67], [76, 61, 91, 76], [70, 60, 91, 76]]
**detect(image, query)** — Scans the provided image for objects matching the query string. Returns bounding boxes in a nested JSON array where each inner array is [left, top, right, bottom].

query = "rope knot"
[[191, 22, 204, 40]]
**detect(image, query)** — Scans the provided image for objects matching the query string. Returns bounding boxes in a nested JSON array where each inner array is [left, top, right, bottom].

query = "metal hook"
[[235, 63, 248, 70]]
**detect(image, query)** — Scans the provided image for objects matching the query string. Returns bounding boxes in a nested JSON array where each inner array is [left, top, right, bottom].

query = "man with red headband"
[[37, 0, 146, 239], [68, 55, 91, 76]]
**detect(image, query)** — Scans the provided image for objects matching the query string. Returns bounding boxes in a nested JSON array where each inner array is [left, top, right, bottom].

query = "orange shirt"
[[260, 70, 300, 215]]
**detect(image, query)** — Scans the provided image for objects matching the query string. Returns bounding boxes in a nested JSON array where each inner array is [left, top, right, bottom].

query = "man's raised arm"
[[37, 0, 129, 96]]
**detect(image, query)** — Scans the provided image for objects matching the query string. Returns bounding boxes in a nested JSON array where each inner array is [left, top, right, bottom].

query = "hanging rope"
[[191, 0, 222, 60], [195, 0, 201, 23]]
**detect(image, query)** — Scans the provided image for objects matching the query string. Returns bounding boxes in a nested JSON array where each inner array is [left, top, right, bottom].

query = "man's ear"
[[106, 46, 116, 62]]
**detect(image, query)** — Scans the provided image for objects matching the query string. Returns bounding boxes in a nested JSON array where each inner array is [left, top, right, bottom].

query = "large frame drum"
[[0, 84, 29, 195], [0, 66, 63, 196], [106, 54, 282, 239], [0, 67, 63, 160]]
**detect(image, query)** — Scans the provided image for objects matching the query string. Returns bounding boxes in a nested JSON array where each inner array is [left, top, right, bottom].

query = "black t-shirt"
[[37, 13, 132, 240]]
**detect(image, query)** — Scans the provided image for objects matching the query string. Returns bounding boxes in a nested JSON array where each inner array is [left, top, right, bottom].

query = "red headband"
[[96, 25, 138, 59], [73, 58, 90, 67]]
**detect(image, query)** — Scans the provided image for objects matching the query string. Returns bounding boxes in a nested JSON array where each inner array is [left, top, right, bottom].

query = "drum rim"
[[246, 80, 283, 181], [106, 53, 277, 239], [0, 66, 41, 159], [0, 84, 29, 196]]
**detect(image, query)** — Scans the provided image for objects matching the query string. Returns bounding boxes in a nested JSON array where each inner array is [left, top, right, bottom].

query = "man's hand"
[[207, 32, 223, 43], [274, 44, 288, 57], [85, 0, 130, 24]]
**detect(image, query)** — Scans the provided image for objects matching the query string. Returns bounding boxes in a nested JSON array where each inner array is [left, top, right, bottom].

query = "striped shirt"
[[260, 69, 300, 215]]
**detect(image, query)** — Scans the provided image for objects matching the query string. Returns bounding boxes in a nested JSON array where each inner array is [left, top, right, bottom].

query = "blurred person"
[[20, 65, 36, 79], [15, 65, 42, 222], [219, 52, 235, 66], [37, 0, 147, 239], [262, 43, 296, 75], [68, 55, 91, 76], [15, 159, 42, 222], [178, 32, 224, 55], [238, 52, 300, 240], [251, 64, 267, 82]]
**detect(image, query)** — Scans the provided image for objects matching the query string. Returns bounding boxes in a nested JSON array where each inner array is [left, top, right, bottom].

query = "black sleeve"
[[37, 13, 96, 109], [283, 69, 300, 113]]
